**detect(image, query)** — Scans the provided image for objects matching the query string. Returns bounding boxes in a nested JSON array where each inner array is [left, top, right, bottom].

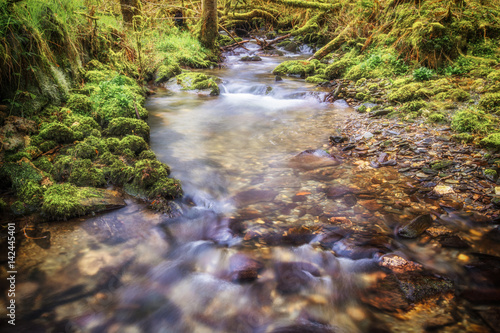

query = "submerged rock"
[[232, 189, 278, 207], [397, 214, 433, 238], [229, 253, 263, 283], [289, 149, 341, 171]]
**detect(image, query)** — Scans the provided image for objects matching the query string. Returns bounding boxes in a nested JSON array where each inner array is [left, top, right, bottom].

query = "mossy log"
[[268, 0, 341, 11], [309, 24, 352, 60], [291, 13, 322, 36], [254, 34, 292, 49], [223, 9, 277, 25]]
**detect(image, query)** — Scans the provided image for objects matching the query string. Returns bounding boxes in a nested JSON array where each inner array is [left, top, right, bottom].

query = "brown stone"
[[358, 199, 383, 211]]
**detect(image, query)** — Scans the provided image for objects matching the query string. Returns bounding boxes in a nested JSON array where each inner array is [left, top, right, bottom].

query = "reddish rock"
[[229, 253, 264, 283], [359, 199, 383, 211]]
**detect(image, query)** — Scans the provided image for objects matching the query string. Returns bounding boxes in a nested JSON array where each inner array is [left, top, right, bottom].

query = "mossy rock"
[[85, 69, 116, 83], [39, 140, 58, 153], [305, 75, 329, 84], [156, 63, 182, 84], [119, 135, 148, 155], [132, 159, 170, 188], [66, 94, 92, 115], [451, 133, 474, 143], [479, 93, 500, 113], [400, 100, 427, 113], [68, 159, 106, 187], [272, 59, 324, 78], [480, 133, 500, 149], [107, 117, 150, 141], [487, 70, 500, 82], [39, 122, 75, 144], [106, 137, 121, 153], [427, 112, 446, 123], [431, 160, 453, 170], [103, 158, 134, 185], [388, 83, 424, 103], [176, 72, 220, 96], [450, 89, 470, 102], [138, 150, 156, 160], [42, 184, 125, 220], [33, 156, 55, 175], [65, 114, 101, 141], [451, 108, 497, 134]]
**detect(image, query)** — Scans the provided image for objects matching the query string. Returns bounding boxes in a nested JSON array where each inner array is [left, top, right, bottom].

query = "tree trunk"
[[120, 0, 141, 25], [199, 0, 218, 49]]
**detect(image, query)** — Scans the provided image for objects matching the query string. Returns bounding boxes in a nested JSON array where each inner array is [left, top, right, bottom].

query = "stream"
[[3, 43, 500, 332]]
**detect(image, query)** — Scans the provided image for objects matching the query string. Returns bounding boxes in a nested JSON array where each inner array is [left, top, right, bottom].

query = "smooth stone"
[[289, 149, 341, 171], [397, 214, 433, 238]]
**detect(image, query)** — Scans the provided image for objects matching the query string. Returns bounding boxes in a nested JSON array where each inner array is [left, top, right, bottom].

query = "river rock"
[[240, 55, 262, 61], [79, 188, 127, 213], [229, 253, 263, 283], [433, 185, 454, 196], [438, 235, 470, 248], [360, 274, 410, 312], [274, 261, 321, 294], [232, 189, 278, 206], [395, 272, 453, 302], [397, 214, 433, 238], [289, 149, 341, 171]]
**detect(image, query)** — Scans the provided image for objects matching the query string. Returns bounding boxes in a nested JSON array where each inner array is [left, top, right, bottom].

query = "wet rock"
[[274, 261, 321, 294], [282, 225, 321, 245], [486, 226, 500, 242], [233, 189, 278, 206], [438, 235, 470, 248], [343, 194, 357, 207], [271, 323, 336, 333], [240, 55, 262, 61], [329, 136, 347, 144], [229, 253, 264, 283], [324, 185, 354, 198], [433, 185, 454, 196], [424, 312, 456, 331], [332, 235, 391, 260], [464, 254, 500, 288], [289, 149, 341, 171], [476, 307, 500, 332], [79, 188, 127, 213], [396, 272, 454, 302], [360, 274, 410, 312], [397, 214, 433, 238], [461, 288, 500, 304], [358, 200, 383, 211], [378, 254, 423, 274], [275, 75, 283, 81]]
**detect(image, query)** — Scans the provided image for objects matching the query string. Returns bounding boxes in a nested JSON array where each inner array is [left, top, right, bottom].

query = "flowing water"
[[4, 43, 500, 332]]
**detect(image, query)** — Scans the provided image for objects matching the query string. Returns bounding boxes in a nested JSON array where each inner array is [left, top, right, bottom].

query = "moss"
[[484, 169, 498, 176], [324, 58, 354, 79], [106, 137, 121, 153], [107, 117, 150, 141], [148, 178, 183, 199], [305, 75, 329, 84], [38, 140, 57, 153], [480, 133, 500, 149], [451, 133, 474, 143], [66, 94, 92, 115], [11, 201, 27, 215], [0, 198, 6, 212], [356, 92, 368, 101], [431, 160, 453, 170], [272, 60, 325, 78], [68, 158, 106, 187], [41, 183, 100, 220], [90, 74, 148, 125], [132, 159, 170, 188], [85, 69, 116, 83], [400, 100, 427, 113], [176, 72, 220, 96], [69, 141, 99, 160], [155, 64, 182, 84], [1, 160, 44, 193], [39, 122, 75, 143], [428, 113, 446, 123], [451, 108, 497, 134], [17, 180, 44, 206], [479, 93, 500, 113], [33, 156, 55, 175], [30, 135, 44, 147], [5, 151, 33, 162], [356, 78, 367, 87], [64, 114, 101, 141], [388, 83, 424, 103], [450, 89, 470, 102], [53, 155, 76, 181], [103, 158, 134, 185], [487, 70, 500, 82], [138, 150, 156, 160], [119, 135, 148, 155]]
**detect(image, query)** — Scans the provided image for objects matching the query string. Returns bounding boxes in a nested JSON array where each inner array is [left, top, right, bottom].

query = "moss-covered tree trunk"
[[199, 0, 218, 49], [120, 0, 141, 25]]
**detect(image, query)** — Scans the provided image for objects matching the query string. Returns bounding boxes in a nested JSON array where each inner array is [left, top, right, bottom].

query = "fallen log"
[[220, 40, 251, 51], [253, 33, 291, 49]]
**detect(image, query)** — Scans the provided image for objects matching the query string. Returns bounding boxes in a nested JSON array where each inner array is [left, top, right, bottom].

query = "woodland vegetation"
[[1, 0, 500, 220]]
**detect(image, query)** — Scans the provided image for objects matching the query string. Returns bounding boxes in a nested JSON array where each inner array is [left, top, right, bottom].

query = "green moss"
[[5, 151, 33, 162], [39, 122, 75, 143], [131, 159, 182, 199], [138, 150, 156, 160], [17, 180, 44, 206], [119, 135, 148, 155], [480, 133, 500, 149], [324, 58, 354, 79], [41, 183, 100, 220], [487, 70, 500, 82], [68, 158, 106, 187], [484, 169, 498, 176], [147, 178, 182, 199], [53, 155, 75, 181], [0, 198, 6, 212], [64, 114, 101, 141], [103, 158, 134, 185], [400, 100, 427, 113], [450, 89, 470, 102], [90, 74, 147, 125], [412, 67, 434, 81], [388, 83, 424, 103], [156, 64, 182, 84], [30, 135, 44, 147], [305, 75, 329, 84], [272, 60, 325, 78], [451, 133, 474, 143], [107, 117, 150, 141], [176, 72, 220, 96], [85, 69, 116, 83], [66, 94, 92, 115], [11, 201, 27, 215], [69, 141, 99, 160], [106, 137, 121, 153], [431, 160, 453, 170], [33, 156, 55, 175], [1, 161, 44, 193], [428, 112, 446, 123], [451, 108, 497, 134], [479, 93, 500, 113]]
